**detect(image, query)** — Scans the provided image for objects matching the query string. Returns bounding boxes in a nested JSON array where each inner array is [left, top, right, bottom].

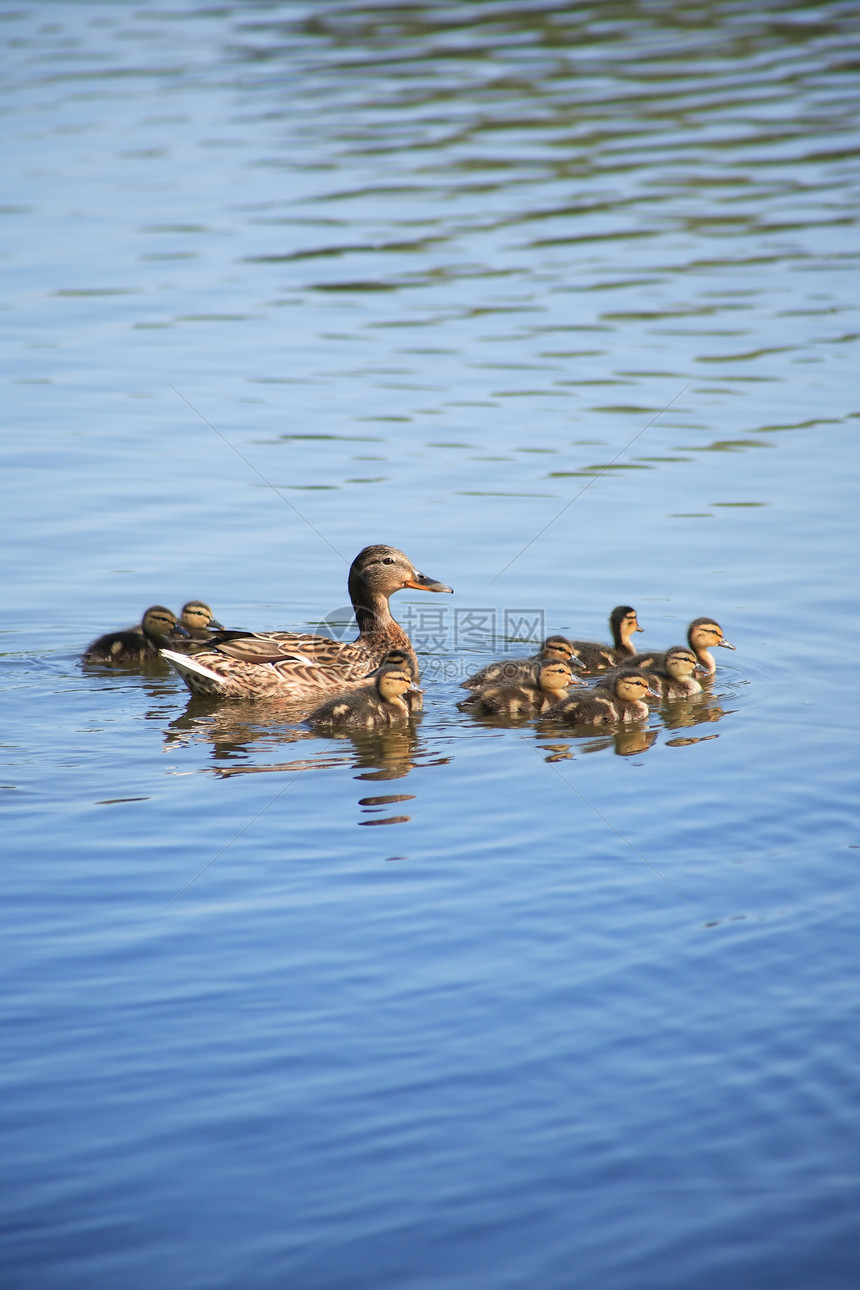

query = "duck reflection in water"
[[537, 726, 660, 760], [165, 691, 439, 782], [217, 726, 437, 785], [660, 694, 731, 733]]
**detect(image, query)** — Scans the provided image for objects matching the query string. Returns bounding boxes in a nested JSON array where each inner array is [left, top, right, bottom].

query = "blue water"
[[2, 3, 859, 1287]]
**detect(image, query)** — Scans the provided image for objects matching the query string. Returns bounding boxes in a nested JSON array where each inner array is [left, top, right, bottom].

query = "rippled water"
[[3, 3, 860, 1288]]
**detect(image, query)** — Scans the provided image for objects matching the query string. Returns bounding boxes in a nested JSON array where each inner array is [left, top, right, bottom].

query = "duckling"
[[83, 605, 188, 665], [567, 606, 644, 671], [542, 670, 657, 725], [646, 645, 708, 699], [458, 659, 576, 718], [461, 635, 581, 691], [365, 647, 423, 712], [630, 617, 735, 677], [306, 665, 419, 730], [178, 600, 225, 640], [162, 544, 452, 699]]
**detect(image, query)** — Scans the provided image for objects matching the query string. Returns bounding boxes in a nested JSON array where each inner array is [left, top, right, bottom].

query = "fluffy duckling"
[[366, 647, 423, 713], [631, 617, 735, 677], [646, 645, 708, 699], [162, 544, 452, 699], [83, 605, 187, 665], [178, 600, 225, 640], [543, 670, 657, 725], [567, 606, 644, 671], [306, 665, 419, 730], [458, 659, 576, 718], [461, 635, 581, 691]]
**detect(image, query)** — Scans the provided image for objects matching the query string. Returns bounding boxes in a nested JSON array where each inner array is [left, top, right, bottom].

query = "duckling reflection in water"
[[306, 664, 420, 730], [83, 605, 188, 665], [461, 635, 581, 691], [542, 670, 657, 725], [458, 659, 580, 719], [631, 617, 735, 677], [567, 606, 644, 671], [645, 645, 708, 699]]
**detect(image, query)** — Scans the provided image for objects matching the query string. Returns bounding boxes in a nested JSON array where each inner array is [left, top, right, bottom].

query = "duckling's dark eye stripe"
[[482, 380, 692, 590], [163, 379, 348, 567]]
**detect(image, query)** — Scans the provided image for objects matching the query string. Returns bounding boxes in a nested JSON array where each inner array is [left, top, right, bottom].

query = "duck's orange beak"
[[404, 570, 453, 593]]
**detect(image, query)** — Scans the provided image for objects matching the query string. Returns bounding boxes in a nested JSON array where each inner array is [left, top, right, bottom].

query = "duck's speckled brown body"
[[162, 546, 452, 699]]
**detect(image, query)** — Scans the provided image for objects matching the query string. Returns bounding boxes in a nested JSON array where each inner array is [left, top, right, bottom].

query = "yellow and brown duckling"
[[83, 605, 188, 665], [646, 645, 708, 699], [461, 634, 581, 691], [365, 647, 423, 713], [567, 605, 644, 671], [305, 664, 420, 730], [178, 600, 225, 640], [630, 617, 735, 677], [162, 545, 452, 699], [458, 659, 578, 719], [542, 669, 657, 725]]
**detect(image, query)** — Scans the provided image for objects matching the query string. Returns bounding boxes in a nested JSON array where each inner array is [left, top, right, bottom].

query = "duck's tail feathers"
[[161, 648, 227, 691]]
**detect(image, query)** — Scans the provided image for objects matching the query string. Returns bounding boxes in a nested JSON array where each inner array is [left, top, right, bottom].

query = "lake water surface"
[[2, 3, 860, 1287]]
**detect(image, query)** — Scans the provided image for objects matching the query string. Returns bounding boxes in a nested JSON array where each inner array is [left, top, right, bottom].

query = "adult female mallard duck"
[[542, 670, 657, 725], [178, 600, 225, 639], [458, 659, 578, 718], [645, 645, 708, 699], [460, 635, 581, 691], [566, 605, 643, 671], [82, 605, 188, 665], [305, 663, 419, 730], [161, 545, 452, 699], [630, 617, 735, 677]]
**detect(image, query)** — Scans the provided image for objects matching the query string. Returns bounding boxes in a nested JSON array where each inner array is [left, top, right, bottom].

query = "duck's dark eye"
[[382, 556, 395, 565]]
